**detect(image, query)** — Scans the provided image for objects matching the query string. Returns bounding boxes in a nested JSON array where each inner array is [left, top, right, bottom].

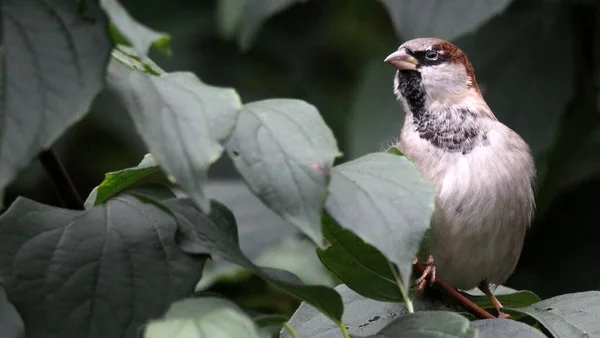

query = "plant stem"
[[336, 320, 350, 338], [282, 322, 299, 338], [413, 262, 494, 319], [38, 148, 84, 210], [388, 261, 414, 313]]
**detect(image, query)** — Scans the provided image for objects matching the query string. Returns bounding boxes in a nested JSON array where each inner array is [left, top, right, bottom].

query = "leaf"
[[165, 198, 344, 326], [220, 0, 310, 51], [462, 286, 541, 312], [506, 291, 600, 338], [0, 285, 24, 338], [100, 0, 171, 55], [317, 213, 402, 302], [471, 319, 546, 338], [282, 284, 446, 337], [379, 0, 513, 41], [0, 196, 207, 338], [85, 153, 159, 207], [226, 99, 340, 245], [253, 314, 289, 328], [364, 311, 476, 338], [107, 50, 242, 211], [325, 153, 435, 291], [144, 297, 261, 338], [0, 0, 111, 203]]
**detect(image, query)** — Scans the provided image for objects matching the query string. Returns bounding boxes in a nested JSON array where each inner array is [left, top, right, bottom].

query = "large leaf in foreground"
[[107, 50, 242, 211], [0, 0, 111, 202], [165, 199, 344, 327], [471, 319, 546, 338], [144, 297, 260, 338], [318, 214, 402, 302], [363, 311, 476, 338], [226, 99, 339, 245], [325, 153, 434, 291], [0, 285, 23, 338], [0, 196, 207, 338], [507, 291, 600, 338], [379, 0, 512, 41]]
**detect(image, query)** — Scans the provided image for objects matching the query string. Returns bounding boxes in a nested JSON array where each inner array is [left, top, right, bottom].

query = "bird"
[[384, 38, 535, 318]]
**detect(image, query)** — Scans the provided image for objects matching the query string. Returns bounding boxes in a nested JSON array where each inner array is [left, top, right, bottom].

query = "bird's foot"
[[478, 282, 511, 319], [415, 255, 436, 293]]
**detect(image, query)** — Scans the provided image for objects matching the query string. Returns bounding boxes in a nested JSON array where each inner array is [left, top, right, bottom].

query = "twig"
[[413, 262, 494, 319], [38, 148, 84, 210]]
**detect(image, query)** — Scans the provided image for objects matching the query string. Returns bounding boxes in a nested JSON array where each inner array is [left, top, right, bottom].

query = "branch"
[[38, 148, 84, 210], [413, 262, 495, 319]]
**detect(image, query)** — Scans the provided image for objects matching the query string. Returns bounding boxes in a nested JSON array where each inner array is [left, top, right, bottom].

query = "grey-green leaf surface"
[[100, 0, 171, 55], [282, 284, 446, 338], [364, 311, 476, 338], [506, 291, 600, 338], [85, 153, 159, 208], [226, 99, 339, 245], [0, 0, 111, 203], [325, 153, 435, 291], [318, 213, 402, 302], [0, 196, 207, 338], [144, 297, 260, 338], [165, 198, 344, 325], [379, 0, 513, 41], [471, 319, 547, 338], [107, 51, 242, 211], [0, 285, 24, 338]]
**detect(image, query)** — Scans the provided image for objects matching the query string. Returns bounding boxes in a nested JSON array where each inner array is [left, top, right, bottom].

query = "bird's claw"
[[415, 255, 436, 293]]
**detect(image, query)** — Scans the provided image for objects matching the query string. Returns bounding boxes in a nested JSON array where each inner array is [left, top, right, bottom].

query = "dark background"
[[6, 0, 600, 306]]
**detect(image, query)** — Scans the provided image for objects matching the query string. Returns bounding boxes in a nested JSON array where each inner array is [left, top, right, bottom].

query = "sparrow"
[[384, 38, 535, 318]]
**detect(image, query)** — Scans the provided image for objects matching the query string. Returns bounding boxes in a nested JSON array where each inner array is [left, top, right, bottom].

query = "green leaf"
[[0, 196, 207, 338], [164, 199, 344, 326], [317, 213, 402, 302], [379, 0, 513, 40], [325, 153, 434, 292], [100, 0, 171, 56], [0, 0, 111, 203], [226, 99, 340, 245], [0, 285, 24, 338], [385, 146, 403, 156], [144, 297, 261, 338], [282, 284, 444, 337], [107, 50, 242, 212], [219, 0, 310, 51], [471, 319, 546, 338], [253, 314, 288, 328], [364, 311, 476, 338], [85, 153, 159, 207], [462, 286, 541, 312], [506, 291, 600, 338]]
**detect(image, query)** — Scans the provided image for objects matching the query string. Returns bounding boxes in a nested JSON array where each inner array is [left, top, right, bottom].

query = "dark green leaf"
[[506, 291, 600, 338], [165, 198, 344, 325], [379, 0, 512, 40], [85, 153, 159, 207], [325, 153, 434, 291], [385, 146, 403, 156], [144, 297, 261, 338], [364, 311, 476, 338], [226, 99, 340, 245], [0, 0, 111, 202], [100, 0, 171, 55], [0, 285, 24, 338], [0, 196, 207, 338], [253, 314, 288, 328], [107, 50, 242, 212], [462, 286, 541, 312], [282, 284, 446, 338], [471, 319, 546, 338], [317, 213, 402, 302]]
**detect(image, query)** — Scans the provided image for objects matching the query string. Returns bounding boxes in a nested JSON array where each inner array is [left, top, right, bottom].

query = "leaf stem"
[[282, 322, 299, 338], [388, 261, 414, 313], [413, 262, 494, 319], [38, 148, 84, 210], [335, 320, 350, 338]]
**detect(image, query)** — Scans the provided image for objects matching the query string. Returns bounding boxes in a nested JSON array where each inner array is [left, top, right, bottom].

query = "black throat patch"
[[395, 71, 487, 155]]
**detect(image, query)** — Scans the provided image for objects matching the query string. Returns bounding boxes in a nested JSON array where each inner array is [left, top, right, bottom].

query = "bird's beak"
[[384, 50, 419, 71]]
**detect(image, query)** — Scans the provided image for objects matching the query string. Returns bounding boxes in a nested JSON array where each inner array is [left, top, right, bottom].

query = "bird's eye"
[[425, 50, 439, 61]]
